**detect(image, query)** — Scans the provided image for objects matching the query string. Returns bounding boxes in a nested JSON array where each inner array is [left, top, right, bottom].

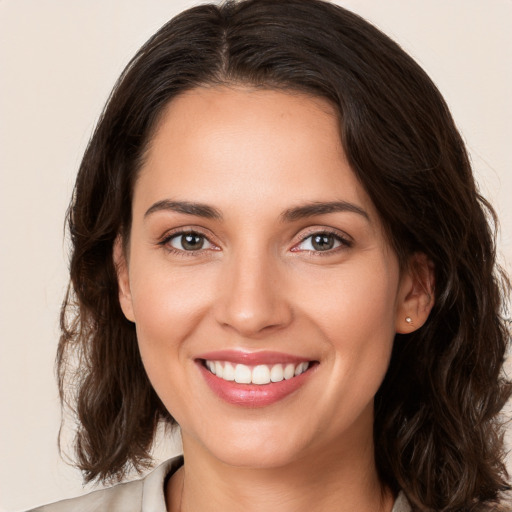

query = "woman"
[[29, 0, 510, 510]]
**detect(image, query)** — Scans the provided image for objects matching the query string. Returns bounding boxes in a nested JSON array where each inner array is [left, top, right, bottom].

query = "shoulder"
[[27, 456, 183, 512], [28, 479, 144, 512]]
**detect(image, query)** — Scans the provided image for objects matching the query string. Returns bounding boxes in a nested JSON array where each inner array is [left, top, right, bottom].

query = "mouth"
[[195, 350, 318, 407], [202, 359, 311, 385]]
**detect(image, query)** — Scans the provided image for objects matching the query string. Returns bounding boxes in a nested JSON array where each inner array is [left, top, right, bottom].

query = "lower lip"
[[198, 362, 315, 407]]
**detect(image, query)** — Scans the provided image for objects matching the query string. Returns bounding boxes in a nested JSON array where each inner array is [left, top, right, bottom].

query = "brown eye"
[[311, 234, 335, 251], [169, 232, 211, 251], [294, 231, 349, 253]]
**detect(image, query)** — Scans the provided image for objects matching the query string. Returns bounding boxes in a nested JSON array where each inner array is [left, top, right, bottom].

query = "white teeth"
[[206, 360, 216, 374], [284, 363, 295, 380], [270, 364, 284, 382], [205, 360, 311, 385], [234, 364, 252, 384], [252, 365, 271, 385], [294, 361, 309, 376], [223, 362, 235, 381]]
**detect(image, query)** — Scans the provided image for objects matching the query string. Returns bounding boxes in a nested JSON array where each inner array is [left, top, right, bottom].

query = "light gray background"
[[1, 1, 511, 511]]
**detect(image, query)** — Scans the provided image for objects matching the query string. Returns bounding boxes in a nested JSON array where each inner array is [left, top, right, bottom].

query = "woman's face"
[[117, 86, 422, 468]]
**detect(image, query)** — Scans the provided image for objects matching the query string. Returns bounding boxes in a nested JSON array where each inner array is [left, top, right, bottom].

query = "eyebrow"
[[144, 199, 369, 223], [280, 201, 370, 222], [144, 200, 223, 220]]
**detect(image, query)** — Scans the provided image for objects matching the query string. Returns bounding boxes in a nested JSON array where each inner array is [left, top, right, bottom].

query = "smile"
[[196, 351, 317, 407], [204, 360, 310, 385]]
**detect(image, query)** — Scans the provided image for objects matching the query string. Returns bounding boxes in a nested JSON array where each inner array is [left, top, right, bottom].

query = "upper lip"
[[196, 350, 313, 365]]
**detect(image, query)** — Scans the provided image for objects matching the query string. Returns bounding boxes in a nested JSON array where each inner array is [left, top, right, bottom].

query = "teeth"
[[294, 361, 308, 376], [270, 364, 283, 382], [234, 364, 252, 384], [205, 360, 310, 385], [223, 362, 235, 381], [252, 365, 271, 385], [284, 363, 295, 380], [206, 360, 216, 374], [215, 361, 223, 379]]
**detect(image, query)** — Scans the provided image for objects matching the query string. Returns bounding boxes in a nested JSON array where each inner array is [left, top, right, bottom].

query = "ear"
[[113, 236, 135, 323], [395, 252, 435, 334]]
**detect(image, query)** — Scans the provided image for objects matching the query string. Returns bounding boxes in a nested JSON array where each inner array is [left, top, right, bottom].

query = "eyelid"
[[157, 226, 220, 254]]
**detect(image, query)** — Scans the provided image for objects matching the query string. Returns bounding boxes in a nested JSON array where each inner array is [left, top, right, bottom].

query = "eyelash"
[[158, 229, 218, 257], [158, 228, 352, 257], [292, 229, 353, 256]]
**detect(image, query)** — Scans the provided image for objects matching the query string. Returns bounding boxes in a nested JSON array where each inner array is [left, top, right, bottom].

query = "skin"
[[116, 86, 434, 512]]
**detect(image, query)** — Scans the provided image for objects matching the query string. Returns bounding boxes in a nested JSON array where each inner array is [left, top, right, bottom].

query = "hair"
[[58, 0, 511, 510]]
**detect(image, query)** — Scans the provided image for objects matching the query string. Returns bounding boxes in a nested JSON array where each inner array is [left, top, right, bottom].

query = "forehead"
[[135, 86, 377, 222]]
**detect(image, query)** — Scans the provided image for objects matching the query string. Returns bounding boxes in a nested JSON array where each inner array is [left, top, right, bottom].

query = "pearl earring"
[[405, 316, 413, 324]]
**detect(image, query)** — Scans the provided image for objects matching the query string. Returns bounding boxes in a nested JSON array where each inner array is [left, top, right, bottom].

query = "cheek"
[[130, 258, 213, 332], [129, 261, 216, 381], [128, 265, 219, 425], [296, 256, 399, 399], [297, 255, 399, 339]]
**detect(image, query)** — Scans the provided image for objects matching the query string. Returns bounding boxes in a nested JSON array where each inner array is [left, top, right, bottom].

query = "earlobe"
[[113, 236, 135, 323], [396, 253, 435, 334]]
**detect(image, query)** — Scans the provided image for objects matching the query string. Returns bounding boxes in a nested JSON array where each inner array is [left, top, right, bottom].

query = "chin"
[[192, 420, 314, 469], [212, 442, 304, 469]]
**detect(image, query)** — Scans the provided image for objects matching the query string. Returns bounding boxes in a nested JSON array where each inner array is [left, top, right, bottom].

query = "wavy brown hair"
[[58, 0, 511, 509]]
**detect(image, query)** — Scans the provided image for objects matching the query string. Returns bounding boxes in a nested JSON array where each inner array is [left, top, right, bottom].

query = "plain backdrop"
[[1, 1, 511, 511]]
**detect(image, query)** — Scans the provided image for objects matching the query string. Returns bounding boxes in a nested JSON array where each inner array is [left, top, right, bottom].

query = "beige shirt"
[[29, 456, 412, 512]]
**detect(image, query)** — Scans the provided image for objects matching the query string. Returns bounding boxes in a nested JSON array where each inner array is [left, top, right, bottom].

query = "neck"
[[166, 433, 393, 512]]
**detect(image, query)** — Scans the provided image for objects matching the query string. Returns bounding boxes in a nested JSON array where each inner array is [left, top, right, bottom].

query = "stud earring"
[[405, 316, 413, 325]]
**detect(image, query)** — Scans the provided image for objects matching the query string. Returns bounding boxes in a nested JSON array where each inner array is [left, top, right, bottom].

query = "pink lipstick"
[[196, 350, 317, 407]]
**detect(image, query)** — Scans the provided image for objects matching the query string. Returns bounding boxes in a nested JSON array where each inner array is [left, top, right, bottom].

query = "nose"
[[214, 250, 293, 338]]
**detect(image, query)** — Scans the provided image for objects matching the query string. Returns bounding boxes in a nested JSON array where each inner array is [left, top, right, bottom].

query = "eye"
[[168, 231, 213, 251], [293, 231, 350, 252]]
